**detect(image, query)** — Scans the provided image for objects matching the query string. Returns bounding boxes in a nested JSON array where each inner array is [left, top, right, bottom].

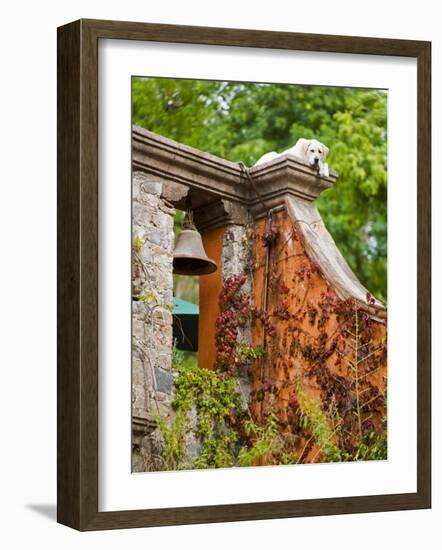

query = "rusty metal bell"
[[173, 229, 218, 276]]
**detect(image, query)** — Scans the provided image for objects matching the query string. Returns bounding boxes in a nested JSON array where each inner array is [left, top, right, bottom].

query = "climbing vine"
[[157, 345, 296, 469], [214, 274, 268, 374], [157, 213, 387, 469]]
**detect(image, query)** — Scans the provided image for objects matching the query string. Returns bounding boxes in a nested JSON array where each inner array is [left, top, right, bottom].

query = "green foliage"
[[139, 289, 158, 304], [157, 347, 242, 469], [159, 350, 386, 469], [133, 235, 144, 252], [178, 350, 198, 369], [132, 77, 221, 150], [238, 410, 297, 466], [132, 78, 387, 300], [295, 379, 343, 463], [175, 360, 241, 469], [236, 342, 266, 363], [154, 408, 188, 471], [350, 418, 388, 461], [157, 346, 296, 469]]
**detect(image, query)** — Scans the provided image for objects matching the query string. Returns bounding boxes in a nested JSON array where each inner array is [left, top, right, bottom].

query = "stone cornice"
[[133, 126, 248, 205], [132, 414, 157, 438], [132, 125, 338, 220], [248, 156, 337, 218]]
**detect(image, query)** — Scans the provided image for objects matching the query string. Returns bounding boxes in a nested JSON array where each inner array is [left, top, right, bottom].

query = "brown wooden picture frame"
[[57, 18, 431, 531]]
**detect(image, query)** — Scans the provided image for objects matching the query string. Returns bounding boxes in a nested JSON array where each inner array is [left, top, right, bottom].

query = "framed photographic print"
[[57, 19, 431, 530]]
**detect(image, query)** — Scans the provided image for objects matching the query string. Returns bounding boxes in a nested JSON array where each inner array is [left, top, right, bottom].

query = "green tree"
[[132, 78, 387, 301]]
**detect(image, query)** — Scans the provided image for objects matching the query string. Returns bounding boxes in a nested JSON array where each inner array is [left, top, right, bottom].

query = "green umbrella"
[[172, 297, 199, 352]]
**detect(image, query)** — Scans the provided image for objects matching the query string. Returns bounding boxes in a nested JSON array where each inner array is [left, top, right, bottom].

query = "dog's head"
[[299, 139, 329, 168]]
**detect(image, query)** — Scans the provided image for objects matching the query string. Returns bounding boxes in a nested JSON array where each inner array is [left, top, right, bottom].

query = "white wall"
[[0, 1, 439, 547]]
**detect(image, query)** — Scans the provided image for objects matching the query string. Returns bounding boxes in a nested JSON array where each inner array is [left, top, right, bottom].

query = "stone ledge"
[[132, 414, 157, 437], [132, 125, 337, 222], [133, 126, 248, 206], [248, 155, 337, 218]]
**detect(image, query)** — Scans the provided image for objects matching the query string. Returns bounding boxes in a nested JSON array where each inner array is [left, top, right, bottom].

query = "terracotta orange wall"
[[251, 210, 387, 462], [198, 226, 225, 370], [197, 211, 386, 463]]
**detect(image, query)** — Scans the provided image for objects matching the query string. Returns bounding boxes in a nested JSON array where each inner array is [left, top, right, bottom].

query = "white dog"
[[254, 138, 330, 177]]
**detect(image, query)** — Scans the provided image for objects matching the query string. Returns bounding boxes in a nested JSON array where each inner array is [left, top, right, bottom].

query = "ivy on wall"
[[156, 217, 387, 469]]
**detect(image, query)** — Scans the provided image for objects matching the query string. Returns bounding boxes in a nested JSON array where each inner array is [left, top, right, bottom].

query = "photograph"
[[131, 77, 388, 473]]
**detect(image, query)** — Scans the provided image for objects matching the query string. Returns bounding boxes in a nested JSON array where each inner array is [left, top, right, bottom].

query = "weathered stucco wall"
[[251, 209, 387, 463]]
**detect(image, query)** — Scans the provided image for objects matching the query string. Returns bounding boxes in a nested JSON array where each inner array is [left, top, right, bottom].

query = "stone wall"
[[131, 171, 175, 472], [221, 224, 254, 405], [222, 224, 252, 294]]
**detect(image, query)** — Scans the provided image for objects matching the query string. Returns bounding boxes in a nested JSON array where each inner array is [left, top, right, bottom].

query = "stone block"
[[132, 384, 147, 410], [133, 172, 162, 196], [142, 180, 162, 197], [132, 318, 146, 339], [154, 367, 174, 394]]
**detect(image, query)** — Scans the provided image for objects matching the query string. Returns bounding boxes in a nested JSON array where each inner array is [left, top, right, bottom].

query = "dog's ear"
[[296, 138, 311, 157], [322, 143, 330, 159]]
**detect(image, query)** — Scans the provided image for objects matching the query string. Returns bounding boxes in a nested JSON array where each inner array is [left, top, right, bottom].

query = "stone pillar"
[[222, 225, 252, 294], [222, 224, 254, 404], [131, 171, 175, 472]]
